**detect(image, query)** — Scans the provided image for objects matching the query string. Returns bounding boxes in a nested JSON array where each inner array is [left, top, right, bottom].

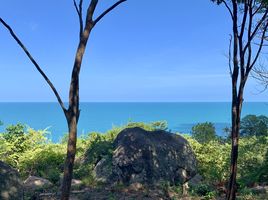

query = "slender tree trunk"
[[227, 102, 239, 200], [61, 112, 78, 200], [227, 83, 243, 200]]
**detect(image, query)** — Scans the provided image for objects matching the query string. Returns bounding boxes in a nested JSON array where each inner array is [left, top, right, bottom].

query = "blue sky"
[[0, 0, 268, 102]]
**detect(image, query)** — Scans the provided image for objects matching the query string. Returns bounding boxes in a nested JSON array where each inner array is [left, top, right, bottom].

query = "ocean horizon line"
[[0, 101, 268, 103], [1, 102, 267, 142]]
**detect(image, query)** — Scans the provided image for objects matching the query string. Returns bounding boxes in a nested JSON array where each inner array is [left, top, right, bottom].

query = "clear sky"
[[0, 0, 268, 102]]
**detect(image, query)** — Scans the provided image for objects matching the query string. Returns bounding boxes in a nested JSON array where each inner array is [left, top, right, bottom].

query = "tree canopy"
[[240, 114, 268, 136]]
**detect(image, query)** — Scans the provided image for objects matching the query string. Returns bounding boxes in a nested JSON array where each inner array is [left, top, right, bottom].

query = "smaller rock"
[[24, 176, 54, 200], [93, 157, 113, 183], [71, 179, 83, 190], [128, 182, 143, 191], [251, 185, 268, 194], [24, 176, 53, 190], [188, 174, 203, 187]]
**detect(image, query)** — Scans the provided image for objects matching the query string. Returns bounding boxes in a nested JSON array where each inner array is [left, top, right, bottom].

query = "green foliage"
[[3, 124, 26, 154], [191, 122, 217, 143], [126, 121, 168, 131], [240, 115, 268, 137], [190, 183, 217, 199], [186, 135, 230, 183], [0, 123, 65, 184], [0, 120, 3, 126], [237, 136, 268, 186], [186, 133, 268, 188], [0, 124, 48, 167], [18, 144, 65, 184], [1, 120, 268, 198]]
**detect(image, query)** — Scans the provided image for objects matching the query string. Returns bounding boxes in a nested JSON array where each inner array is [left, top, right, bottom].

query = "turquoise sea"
[[0, 102, 268, 142]]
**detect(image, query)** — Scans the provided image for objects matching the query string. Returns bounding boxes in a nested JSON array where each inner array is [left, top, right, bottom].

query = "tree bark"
[[227, 79, 244, 200], [61, 112, 78, 200], [227, 99, 240, 200]]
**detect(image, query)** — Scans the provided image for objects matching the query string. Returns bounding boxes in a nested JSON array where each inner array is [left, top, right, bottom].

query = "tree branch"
[[246, 1, 253, 72], [93, 0, 127, 27], [243, 8, 268, 52], [252, 64, 268, 91], [222, 0, 234, 20], [252, 0, 264, 16], [228, 34, 233, 77], [248, 19, 268, 72], [0, 17, 67, 113], [73, 0, 84, 38]]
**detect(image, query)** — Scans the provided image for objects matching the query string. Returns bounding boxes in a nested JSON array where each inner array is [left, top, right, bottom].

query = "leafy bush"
[[0, 123, 64, 184], [0, 124, 49, 167], [237, 136, 268, 186], [190, 183, 216, 199], [186, 135, 230, 184], [18, 144, 65, 184], [186, 132, 268, 188], [191, 122, 217, 143]]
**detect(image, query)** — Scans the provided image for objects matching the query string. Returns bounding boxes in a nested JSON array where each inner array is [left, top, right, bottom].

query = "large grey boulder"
[[0, 161, 23, 200], [95, 127, 197, 186]]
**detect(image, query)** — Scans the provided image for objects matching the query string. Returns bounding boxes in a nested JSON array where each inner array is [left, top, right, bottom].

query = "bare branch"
[[252, 64, 268, 91], [238, 2, 249, 80], [93, 0, 127, 27], [73, 0, 80, 16], [222, 0, 234, 20], [239, 2, 248, 40], [232, 0, 239, 82], [73, 0, 84, 38], [246, 1, 253, 71], [248, 20, 268, 72], [229, 34, 233, 77], [243, 8, 268, 52], [0, 18, 67, 113], [252, 0, 264, 16], [86, 0, 99, 23]]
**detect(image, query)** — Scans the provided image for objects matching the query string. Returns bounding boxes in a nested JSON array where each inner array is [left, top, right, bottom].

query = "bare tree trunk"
[[61, 114, 78, 200], [227, 100, 239, 200], [227, 81, 244, 200]]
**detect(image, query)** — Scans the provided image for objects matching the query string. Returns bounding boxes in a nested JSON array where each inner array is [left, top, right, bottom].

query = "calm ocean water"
[[0, 102, 268, 142]]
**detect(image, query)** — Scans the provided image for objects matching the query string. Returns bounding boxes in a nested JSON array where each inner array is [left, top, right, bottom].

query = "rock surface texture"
[[0, 161, 23, 200], [95, 127, 197, 186]]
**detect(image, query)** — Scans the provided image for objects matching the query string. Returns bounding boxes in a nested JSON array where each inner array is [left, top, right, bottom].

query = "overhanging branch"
[[93, 0, 127, 27], [0, 17, 67, 113], [222, 0, 234, 20]]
